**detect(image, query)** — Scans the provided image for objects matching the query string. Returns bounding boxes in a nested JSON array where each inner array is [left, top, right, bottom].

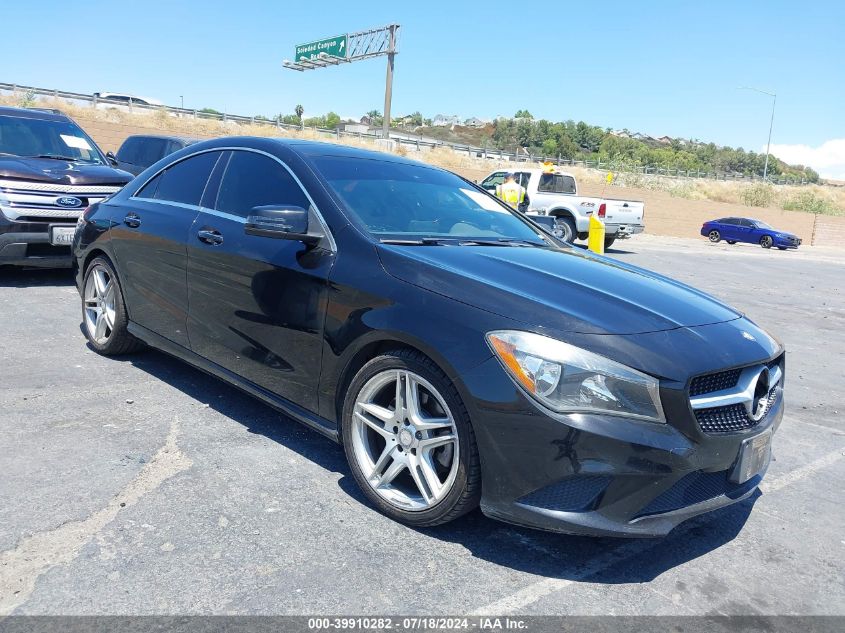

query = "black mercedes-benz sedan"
[[73, 137, 785, 537]]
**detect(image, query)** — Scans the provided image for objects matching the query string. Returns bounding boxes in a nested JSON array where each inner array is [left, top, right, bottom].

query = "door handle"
[[197, 228, 224, 245], [123, 213, 141, 228]]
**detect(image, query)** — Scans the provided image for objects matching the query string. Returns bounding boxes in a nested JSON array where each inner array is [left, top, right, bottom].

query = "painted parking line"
[[473, 442, 845, 615]]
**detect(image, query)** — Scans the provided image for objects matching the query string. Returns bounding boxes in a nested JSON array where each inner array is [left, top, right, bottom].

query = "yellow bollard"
[[587, 215, 606, 254]]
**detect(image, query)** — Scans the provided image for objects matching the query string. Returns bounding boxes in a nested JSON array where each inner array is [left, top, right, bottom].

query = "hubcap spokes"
[[352, 370, 459, 511], [84, 266, 116, 344]]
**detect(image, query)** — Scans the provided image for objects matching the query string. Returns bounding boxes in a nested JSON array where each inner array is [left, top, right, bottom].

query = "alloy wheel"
[[708, 230, 721, 242], [555, 218, 573, 242], [83, 264, 116, 344], [350, 369, 460, 511], [760, 235, 773, 249]]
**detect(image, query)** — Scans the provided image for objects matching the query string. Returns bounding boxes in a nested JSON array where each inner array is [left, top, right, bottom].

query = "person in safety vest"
[[495, 172, 526, 210]]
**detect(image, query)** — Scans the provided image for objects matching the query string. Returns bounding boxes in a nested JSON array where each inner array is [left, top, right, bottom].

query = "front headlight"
[[487, 330, 665, 423]]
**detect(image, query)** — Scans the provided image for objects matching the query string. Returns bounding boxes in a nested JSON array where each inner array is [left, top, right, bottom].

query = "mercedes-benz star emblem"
[[746, 368, 771, 422]]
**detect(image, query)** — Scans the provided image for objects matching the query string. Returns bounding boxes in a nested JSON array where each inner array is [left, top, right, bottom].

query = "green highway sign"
[[295, 34, 348, 62]]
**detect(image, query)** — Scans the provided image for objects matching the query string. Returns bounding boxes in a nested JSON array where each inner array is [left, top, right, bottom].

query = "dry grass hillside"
[[4, 94, 844, 247]]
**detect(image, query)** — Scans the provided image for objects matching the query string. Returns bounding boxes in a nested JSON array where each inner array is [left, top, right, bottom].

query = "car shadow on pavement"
[[0, 267, 75, 287], [120, 347, 758, 586]]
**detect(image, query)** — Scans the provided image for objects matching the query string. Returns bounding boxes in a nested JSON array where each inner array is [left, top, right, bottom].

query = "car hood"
[[378, 244, 741, 335], [0, 156, 132, 185]]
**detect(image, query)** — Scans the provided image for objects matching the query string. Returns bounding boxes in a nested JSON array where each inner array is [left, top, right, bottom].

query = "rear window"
[[537, 173, 576, 194]]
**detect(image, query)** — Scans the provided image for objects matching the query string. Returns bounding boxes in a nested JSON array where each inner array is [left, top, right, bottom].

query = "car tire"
[[777, 246, 787, 250], [760, 235, 773, 249], [726, 240, 737, 245], [708, 230, 721, 243], [604, 236, 616, 250], [81, 256, 144, 356], [341, 349, 481, 527], [553, 216, 577, 243]]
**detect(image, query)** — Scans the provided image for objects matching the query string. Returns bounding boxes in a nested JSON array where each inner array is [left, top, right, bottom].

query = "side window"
[[537, 174, 555, 192], [515, 172, 531, 188], [214, 151, 310, 217], [739, 219, 753, 227], [153, 151, 220, 206], [480, 172, 505, 190], [135, 172, 162, 199]]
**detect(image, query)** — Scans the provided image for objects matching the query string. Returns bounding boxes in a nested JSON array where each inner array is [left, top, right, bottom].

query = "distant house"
[[464, 117, 485, 128], [630, 132, 654, 141], [359, 115, 373, 126], [432, 114, 460, 127], [656, 135, 673, 145], [610, 129, 630, 139]]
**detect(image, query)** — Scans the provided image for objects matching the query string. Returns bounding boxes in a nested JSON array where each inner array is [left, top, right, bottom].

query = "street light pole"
[[740, 86, 777, 180], [180, 95, 184, 109]]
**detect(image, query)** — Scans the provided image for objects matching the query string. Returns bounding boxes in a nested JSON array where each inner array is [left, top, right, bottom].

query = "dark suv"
[[110, 134, 199, 176], [0, 106, 132, 268]]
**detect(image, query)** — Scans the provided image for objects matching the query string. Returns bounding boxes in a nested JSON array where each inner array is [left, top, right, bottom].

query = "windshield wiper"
[[458, 238, 548, 248], [380, 238, 445, 245], [31, 154, 97, 163]]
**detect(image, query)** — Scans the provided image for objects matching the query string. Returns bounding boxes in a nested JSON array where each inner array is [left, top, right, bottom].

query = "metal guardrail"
[[0, 81, 811, 186]]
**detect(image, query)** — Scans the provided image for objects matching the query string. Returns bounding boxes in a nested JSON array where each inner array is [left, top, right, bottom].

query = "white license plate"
[[731, 430, 772, 483], [50, 226, 77, 246]]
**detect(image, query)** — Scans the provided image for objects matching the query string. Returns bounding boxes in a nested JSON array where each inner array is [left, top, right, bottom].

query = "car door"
[[186, 149, 335, 412], [719, 218, 739, 241], [737, 218, 756, 244], [110, 150, 223, 348]]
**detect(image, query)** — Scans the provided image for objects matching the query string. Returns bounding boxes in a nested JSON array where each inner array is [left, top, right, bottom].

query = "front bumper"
[[774, 235, 801, 249], [0, 215, 75, 268], [460, 354, 783, 538]]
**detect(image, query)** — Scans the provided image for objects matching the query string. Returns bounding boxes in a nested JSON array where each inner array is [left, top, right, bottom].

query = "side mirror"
[[106, 151, 118, 166], [244, 205, 321, 246]]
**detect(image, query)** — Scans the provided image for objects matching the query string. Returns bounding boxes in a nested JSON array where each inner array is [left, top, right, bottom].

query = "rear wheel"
[[342, 349, 481, 527], [760, 235, 773, 249], [726, 240, 737, 245], [82, 257, 144, 355], [604, 236, 616, 250], [708, 230, 721, 243], [553, 216, 577, 243]]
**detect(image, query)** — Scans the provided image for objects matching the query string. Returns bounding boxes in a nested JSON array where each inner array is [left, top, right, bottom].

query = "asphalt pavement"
[[0, 235, 843, 617]]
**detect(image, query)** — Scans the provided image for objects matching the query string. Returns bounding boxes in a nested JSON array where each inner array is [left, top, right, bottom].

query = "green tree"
[[295, 104, 304, 121], [514, 109, 533, 119], [325, 112, 341, 129]]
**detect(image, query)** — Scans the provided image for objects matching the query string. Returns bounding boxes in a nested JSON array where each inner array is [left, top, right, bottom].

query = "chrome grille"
[[0, 179, 123, 221], [689, 368, 742, 396], [689, 356, 784, 435]]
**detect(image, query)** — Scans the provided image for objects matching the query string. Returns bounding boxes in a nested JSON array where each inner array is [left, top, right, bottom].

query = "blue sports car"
[[701, 217, 802, 250]]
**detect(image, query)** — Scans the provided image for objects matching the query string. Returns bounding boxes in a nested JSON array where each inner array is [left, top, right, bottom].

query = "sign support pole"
[[382, 24, 397, 140]]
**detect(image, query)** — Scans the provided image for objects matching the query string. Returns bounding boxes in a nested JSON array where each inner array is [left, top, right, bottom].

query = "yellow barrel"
[[588, 215, 606, 254]]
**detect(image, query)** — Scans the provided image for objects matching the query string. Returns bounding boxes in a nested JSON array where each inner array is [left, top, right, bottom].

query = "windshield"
[[0, 114, 105, 164], [313, 156, 549, 244]]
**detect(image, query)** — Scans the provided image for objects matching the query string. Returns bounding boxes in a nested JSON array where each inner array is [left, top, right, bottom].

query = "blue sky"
[[3, 1, 844, 176]]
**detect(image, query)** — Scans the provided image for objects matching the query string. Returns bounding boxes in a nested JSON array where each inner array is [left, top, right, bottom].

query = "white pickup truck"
[[479, 168, 645, 248]]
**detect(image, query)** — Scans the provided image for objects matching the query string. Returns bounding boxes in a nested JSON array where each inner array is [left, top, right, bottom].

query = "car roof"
[[190, 136, 448, 171], [124, 134, 200, 143], [0, 105, 73, 122]]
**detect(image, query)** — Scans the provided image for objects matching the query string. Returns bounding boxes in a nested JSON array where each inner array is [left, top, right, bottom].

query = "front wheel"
[[82, 257, 144, 355], [553, 216, 577, 243], [342, 350, 481, 527], [708, 230, 721, 243], [726, 240, 737, 245], [760, 235, 773, 249], [777, 246, 787, 250]]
